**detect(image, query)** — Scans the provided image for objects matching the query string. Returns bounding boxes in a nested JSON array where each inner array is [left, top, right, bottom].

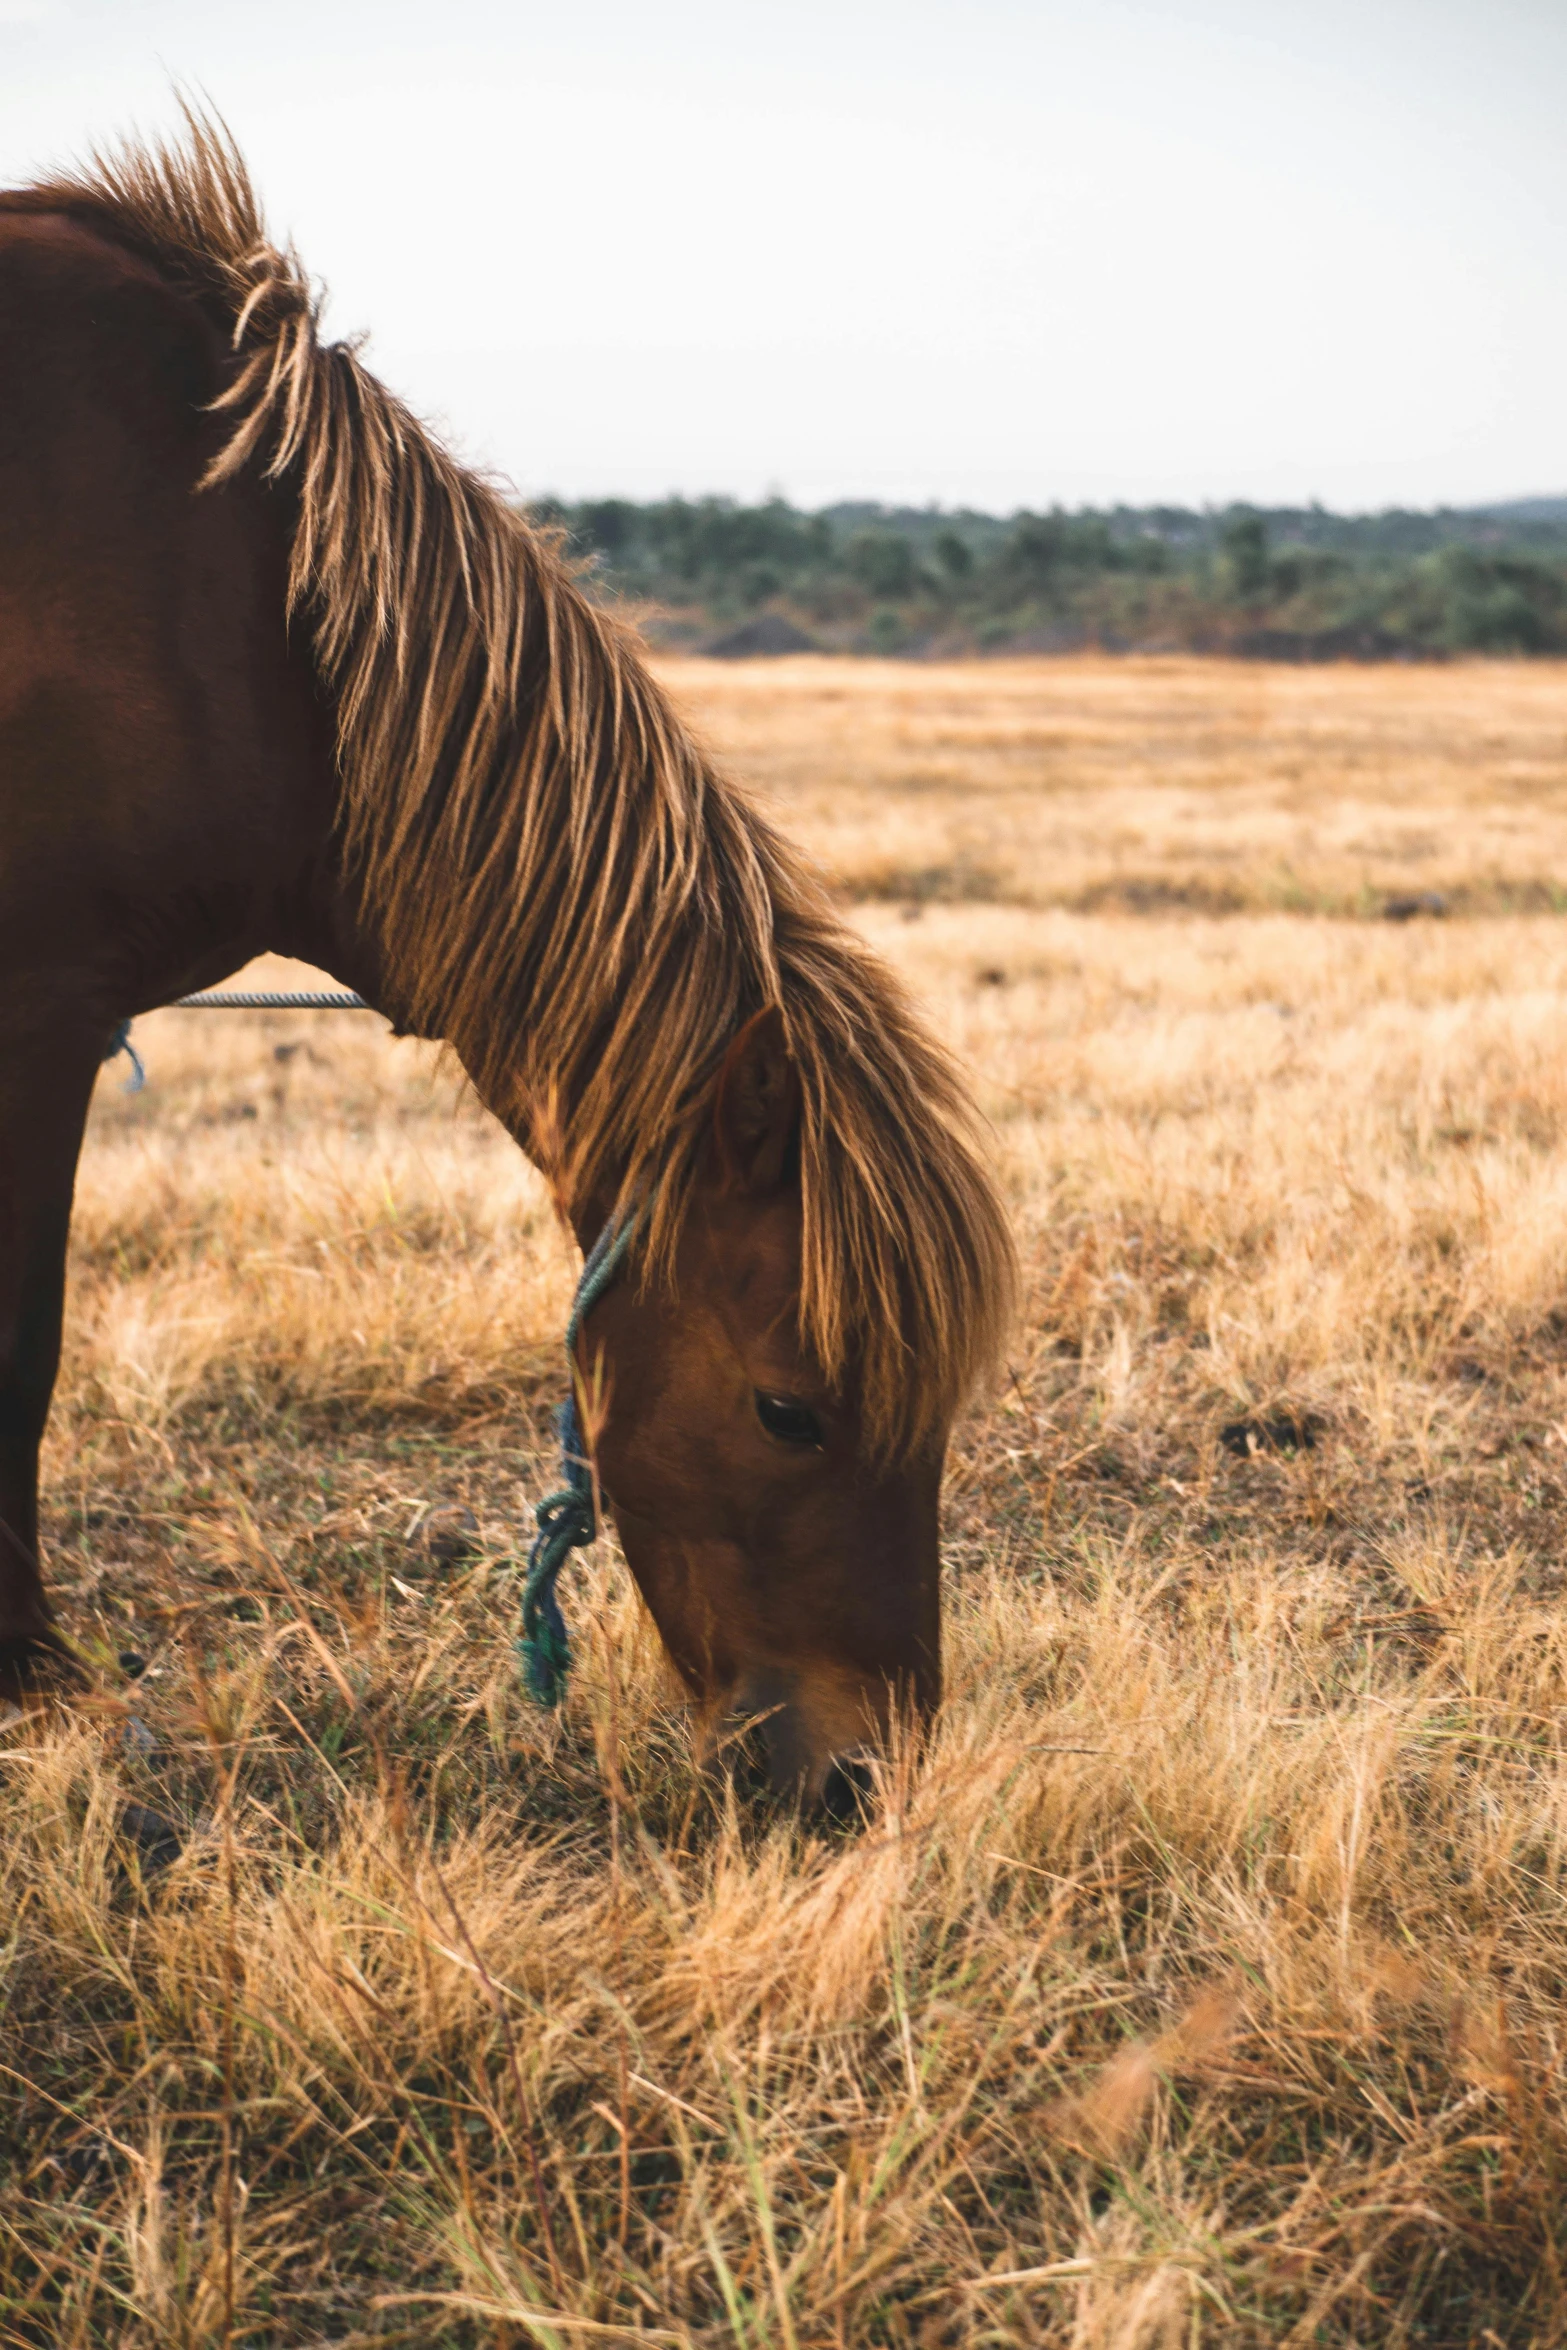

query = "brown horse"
[[0, 118, 1015, 1808]]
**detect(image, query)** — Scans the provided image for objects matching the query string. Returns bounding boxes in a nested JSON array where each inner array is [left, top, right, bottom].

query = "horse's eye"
[[754, 1391, 824, 1448]]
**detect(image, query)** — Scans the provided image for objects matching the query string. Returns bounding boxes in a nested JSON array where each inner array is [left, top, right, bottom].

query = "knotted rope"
[[518, 1210, 640, 1707]]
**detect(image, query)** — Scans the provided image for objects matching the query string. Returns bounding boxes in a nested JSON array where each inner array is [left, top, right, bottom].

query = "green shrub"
[[847, 531, 918, 600], [1220, 512, 1270, 601]]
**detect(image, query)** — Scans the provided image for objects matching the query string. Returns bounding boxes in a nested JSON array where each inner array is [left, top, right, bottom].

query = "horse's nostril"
[[819, 1754, 876, 1825]]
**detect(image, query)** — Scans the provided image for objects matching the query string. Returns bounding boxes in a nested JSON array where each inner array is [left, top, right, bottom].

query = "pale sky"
[[1, 0, 1562, 512]]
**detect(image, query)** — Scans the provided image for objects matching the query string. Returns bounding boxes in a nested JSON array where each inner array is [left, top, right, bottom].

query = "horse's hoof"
[[0, 1629, 89, 1706]]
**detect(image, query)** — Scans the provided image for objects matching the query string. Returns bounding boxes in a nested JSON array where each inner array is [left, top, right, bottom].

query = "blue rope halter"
[[518, 1209, 640, 1706], [101, 1006, 632, 1707], [102, 1019, 146, 1093]]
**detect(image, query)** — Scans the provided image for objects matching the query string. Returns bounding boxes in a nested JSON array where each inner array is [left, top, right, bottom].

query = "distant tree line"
[[524, 493, 1567, 657]]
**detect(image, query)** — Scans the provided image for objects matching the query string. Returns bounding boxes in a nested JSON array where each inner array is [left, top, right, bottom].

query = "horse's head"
[[572, 1010, 945, 1815]]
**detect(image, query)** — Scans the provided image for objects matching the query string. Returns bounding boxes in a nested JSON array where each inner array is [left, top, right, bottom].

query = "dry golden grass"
[[661, 653, 1567, 915], [9, 657, 1567, 2344]]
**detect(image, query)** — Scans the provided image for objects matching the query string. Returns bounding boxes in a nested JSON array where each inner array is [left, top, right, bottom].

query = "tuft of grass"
[[8, 658, 1567, 2344]]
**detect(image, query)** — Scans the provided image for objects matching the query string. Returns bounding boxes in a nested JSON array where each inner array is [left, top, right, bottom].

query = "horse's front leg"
[[0, 1007, 101, 1698]]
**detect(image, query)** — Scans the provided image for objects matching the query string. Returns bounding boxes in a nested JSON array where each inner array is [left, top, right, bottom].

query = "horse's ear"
[[712, 1007, 800, 1195]]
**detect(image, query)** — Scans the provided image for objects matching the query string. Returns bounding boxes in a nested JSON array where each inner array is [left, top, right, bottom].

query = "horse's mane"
[[18, 110, 1016, 1454]]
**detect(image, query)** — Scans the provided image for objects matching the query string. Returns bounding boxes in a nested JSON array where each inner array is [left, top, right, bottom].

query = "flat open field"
[[9, 656, 1567, 2344], [662, 653, 1567, 916]]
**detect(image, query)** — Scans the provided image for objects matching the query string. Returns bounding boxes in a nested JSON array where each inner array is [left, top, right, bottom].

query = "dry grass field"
[[9, 655, 1567, 2345], [664, 654, 1567, 918]]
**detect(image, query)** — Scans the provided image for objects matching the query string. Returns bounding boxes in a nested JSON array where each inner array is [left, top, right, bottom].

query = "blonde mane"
[[28, 111, 1017, 1453]]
